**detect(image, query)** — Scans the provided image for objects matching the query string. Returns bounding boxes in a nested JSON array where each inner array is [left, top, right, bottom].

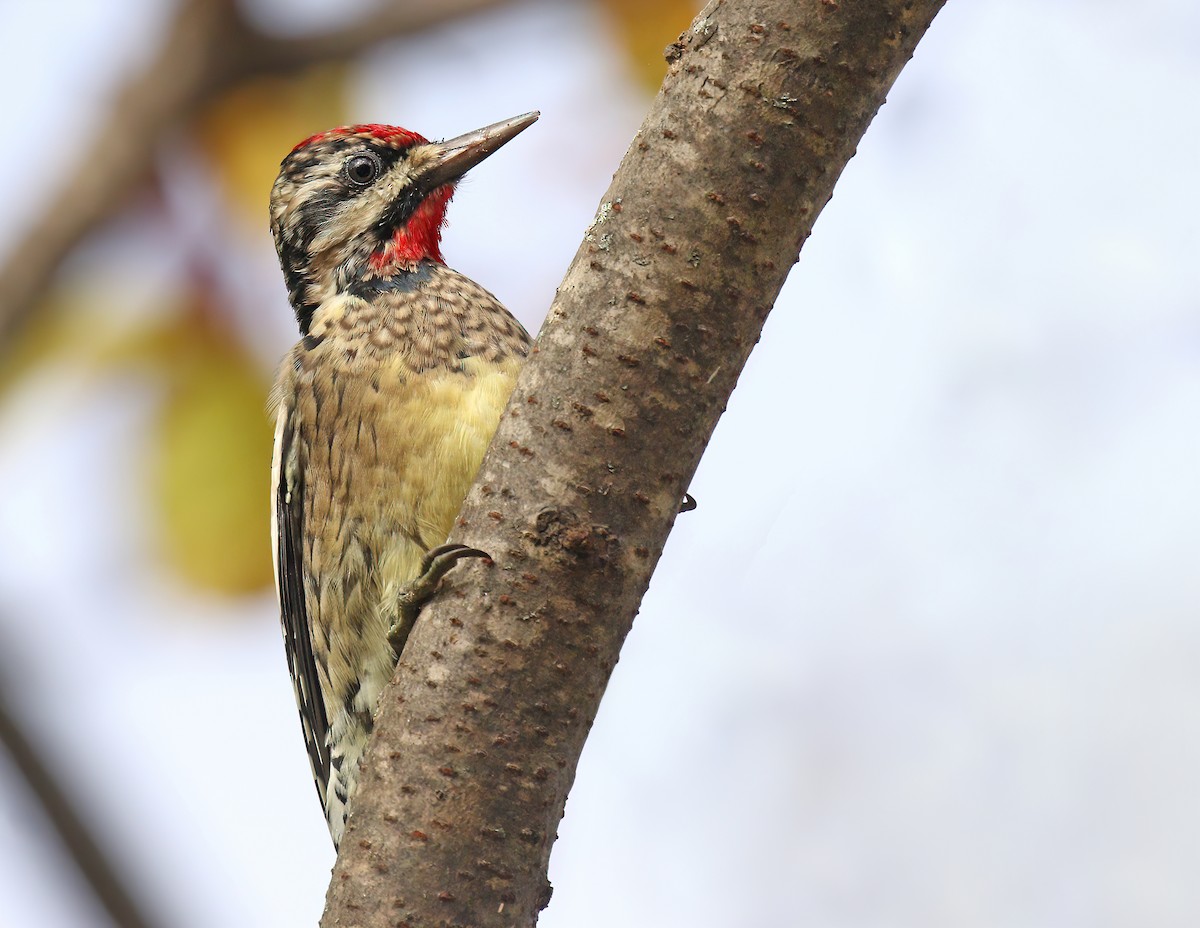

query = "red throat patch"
[[368, 185, 453, 271]]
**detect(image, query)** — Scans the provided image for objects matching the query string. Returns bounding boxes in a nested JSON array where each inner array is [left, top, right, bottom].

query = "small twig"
[[0, 693, 159, 928]]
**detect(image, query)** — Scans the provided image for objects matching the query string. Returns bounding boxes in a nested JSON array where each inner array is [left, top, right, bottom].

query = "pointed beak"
[[417, 111, 540, 192]]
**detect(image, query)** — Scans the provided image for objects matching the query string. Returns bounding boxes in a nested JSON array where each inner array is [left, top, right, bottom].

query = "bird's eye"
[[345, 153, 381, 186]]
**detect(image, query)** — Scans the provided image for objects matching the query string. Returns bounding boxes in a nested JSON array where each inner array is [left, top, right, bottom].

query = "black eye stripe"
[[284, 138, 415, 185], [277, 136, 424, 259], [373, 186, 427, 242]]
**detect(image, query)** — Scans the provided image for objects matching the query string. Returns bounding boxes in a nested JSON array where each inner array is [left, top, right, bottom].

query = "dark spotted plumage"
[[270, 113, 537, 846]]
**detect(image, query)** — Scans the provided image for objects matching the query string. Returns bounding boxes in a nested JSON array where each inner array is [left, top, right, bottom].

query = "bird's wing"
[[271, 399, 331, 804]]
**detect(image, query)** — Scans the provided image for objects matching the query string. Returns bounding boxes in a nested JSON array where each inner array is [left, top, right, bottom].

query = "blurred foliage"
[[1, 5, 706, 598], [166, 65, 353, 592], [196, 63, 351, 224], [0, 294, 91, 398], [1, 282, 276, 596], [149, 301, 275, 595], [0, 0, 713, 601], [0, 66, 355, 598], [599, 0, 702, 91]]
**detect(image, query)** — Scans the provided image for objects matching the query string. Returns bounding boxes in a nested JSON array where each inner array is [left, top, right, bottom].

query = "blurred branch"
[[321, 0, 948, 925], [0, 693, 159, 928], [0, 0, 520, 349]]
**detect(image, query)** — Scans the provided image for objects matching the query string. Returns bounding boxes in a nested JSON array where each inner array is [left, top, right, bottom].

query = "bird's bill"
[[417, 111, 540, 191]]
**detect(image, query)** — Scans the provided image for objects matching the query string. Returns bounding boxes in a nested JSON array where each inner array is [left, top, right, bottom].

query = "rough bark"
[[322, 0, 947, 925]]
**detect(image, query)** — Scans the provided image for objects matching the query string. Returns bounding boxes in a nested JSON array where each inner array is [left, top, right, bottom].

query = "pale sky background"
[[1, 1, 1199, 926]]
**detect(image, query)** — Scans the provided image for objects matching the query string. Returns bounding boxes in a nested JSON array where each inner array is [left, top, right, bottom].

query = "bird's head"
[[270, 111, 538, 332]]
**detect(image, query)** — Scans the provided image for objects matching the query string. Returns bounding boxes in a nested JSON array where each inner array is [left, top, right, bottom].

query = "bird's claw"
[[388, 543, 490, 655]]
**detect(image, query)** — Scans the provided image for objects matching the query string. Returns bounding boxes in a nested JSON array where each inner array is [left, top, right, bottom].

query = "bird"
[[268, 112, 538, 847]]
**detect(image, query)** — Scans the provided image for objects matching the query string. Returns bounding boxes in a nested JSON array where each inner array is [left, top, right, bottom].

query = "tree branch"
[[0, 693, 159, 928], [0, 0, 519, 348], [322, 0, 947, 924]]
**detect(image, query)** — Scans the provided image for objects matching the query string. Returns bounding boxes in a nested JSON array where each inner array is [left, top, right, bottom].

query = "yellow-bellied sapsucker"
[[269, 112, 537, 847]]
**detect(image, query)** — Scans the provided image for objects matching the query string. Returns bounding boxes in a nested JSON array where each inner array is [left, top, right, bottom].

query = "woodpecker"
[[269, 112, 537, 847]]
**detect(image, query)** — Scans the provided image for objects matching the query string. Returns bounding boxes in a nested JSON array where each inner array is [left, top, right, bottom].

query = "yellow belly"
[[367, 356, 522, 596], [273, 264, 531, 847], [299, 354, 521, 842]]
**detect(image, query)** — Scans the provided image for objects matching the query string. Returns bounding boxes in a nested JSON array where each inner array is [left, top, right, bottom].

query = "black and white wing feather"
[[271, 401, 330, 804]]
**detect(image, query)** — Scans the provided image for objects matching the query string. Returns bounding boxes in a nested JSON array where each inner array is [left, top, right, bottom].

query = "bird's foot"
[[388, 543, 490, 655]]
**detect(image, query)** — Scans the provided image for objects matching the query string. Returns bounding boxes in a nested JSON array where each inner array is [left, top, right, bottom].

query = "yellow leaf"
[[598, 0, 704, 92], [194, 64, 351, 224], [151, 311, 275, 595], [2, 279, 275, 596], [0, 286, 185, 395]]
